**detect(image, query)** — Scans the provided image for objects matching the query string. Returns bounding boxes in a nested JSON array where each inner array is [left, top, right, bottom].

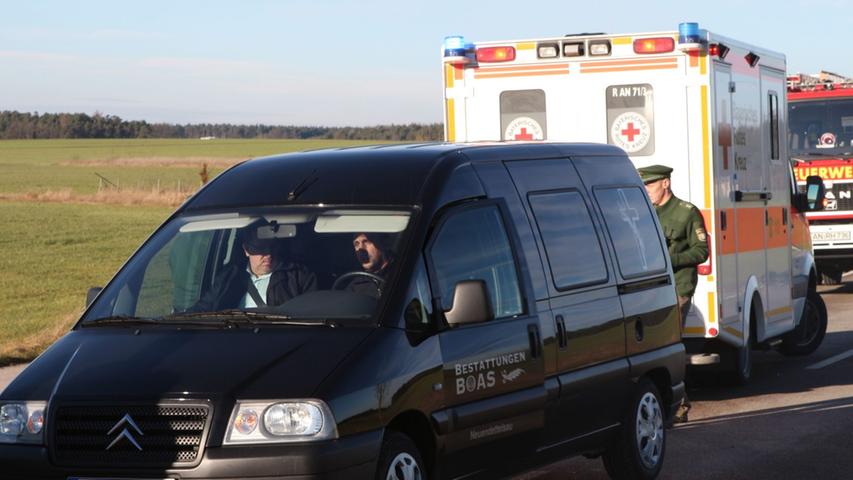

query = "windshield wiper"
[[82, 315, 163, 327], [162, 310, 334, 326]]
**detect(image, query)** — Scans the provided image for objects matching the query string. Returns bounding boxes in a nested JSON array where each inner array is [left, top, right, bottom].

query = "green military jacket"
[[655, 194, 709, 297]]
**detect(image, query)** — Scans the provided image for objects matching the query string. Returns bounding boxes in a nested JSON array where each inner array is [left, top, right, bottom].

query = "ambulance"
[[442, 23, 828, 382]]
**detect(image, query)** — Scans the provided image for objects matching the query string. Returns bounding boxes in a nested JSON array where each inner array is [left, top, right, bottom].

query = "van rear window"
[[528, 191, 608, 290], [594, 187, 666, 278]]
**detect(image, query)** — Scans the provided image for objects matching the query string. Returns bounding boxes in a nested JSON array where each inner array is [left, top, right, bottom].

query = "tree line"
[[0, 111, 444, 141]]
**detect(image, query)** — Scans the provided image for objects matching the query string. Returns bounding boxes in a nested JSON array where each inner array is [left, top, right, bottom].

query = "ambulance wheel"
[[781, 292, 827, 356], [376, 431, 425, 480], [602, 378, 665, 480], [820, 269, 843, 285]]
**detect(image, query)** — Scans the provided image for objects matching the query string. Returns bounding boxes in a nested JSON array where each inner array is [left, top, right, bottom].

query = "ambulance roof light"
[[477, 46, 516, 63], [677, 22, 704, 52], [708, 43, 730, 60], [443, 35, 471, 65]]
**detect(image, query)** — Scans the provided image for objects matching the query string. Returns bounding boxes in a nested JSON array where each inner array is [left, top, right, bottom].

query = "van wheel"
[[781, 292, 827, 356], [376, 431, 426, 480], [602, 379, 665, 480]]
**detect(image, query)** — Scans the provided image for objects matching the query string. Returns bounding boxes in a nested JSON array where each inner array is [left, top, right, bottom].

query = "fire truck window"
[[500, 90, 547, 141], [769, 92, 780, 160], [606, 84, 655, 156]]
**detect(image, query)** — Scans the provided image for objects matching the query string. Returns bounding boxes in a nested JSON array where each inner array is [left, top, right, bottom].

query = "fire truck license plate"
[[812, 231, 852, 242]]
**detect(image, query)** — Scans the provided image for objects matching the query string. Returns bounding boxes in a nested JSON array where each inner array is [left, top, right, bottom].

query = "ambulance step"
[[687, 353, 721, 365]]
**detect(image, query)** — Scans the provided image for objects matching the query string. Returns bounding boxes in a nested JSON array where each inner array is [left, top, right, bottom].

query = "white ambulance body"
[[442, 23, 827, 378]]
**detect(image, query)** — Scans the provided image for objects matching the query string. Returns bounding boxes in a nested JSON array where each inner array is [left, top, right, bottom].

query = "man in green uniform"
[[638, 164, 708, 422], [638, 165, 709, 322]]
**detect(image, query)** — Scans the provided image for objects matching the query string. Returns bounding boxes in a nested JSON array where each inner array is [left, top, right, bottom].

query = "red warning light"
[[708, 328, 719, 337], [476, 46, 516, 63], [633, 37, 675, 54], [708, 43, 730, 59]]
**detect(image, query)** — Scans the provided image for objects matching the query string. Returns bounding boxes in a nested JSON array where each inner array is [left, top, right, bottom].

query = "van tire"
[[781, 292, 827, 356], [376, 431, 426, 480], [602, 378, 665, 480]]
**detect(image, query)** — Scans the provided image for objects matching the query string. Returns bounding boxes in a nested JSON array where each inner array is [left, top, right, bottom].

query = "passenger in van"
[[189, 227, 317, 312], [344, 232, 394, 298], [639, 164, 709, 423]]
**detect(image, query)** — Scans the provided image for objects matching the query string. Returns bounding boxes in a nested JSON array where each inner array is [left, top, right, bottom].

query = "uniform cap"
[[637, 164, 673, 184]]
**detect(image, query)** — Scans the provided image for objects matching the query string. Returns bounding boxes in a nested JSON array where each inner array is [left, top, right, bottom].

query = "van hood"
[[1, 326, 373, 402]]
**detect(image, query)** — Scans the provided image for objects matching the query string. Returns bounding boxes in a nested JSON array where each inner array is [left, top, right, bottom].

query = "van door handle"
[[555, 315, 567, 349], [634, 318, 645, 342], [528, 324, 542, 358], [720, 210, 727, 231]]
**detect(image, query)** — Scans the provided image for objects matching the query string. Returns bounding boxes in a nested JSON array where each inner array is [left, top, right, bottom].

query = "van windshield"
[[82, 207, 411, 327]]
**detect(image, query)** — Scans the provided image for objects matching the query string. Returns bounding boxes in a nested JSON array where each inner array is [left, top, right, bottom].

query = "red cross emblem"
[[621, 122, 640, 142], [514, 128, 534, 140]]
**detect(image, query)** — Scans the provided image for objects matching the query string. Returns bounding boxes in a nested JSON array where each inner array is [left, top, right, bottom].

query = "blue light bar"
[[444, 35, 467, 58], [678, 22, 701, 45]]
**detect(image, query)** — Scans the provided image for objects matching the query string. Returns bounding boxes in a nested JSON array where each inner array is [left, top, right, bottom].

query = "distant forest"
[[0, 111, 444, 141]]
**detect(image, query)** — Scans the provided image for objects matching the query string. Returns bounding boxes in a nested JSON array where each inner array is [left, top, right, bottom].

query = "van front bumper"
[[0, 429, 382, 479]]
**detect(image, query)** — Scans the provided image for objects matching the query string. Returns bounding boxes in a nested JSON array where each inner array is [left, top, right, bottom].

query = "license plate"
[[811, 231, 852, 242]]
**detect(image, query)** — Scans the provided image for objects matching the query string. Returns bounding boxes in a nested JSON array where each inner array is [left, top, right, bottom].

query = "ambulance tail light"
[[477, 46, 516, 63], [698, 235, 712, 275], [443, 35, 471, 65], [633, 37, 675, 54], [708, 327, 719, 337]]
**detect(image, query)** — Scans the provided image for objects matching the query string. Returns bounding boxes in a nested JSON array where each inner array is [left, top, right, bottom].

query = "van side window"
[[594, 187, 667, 278], [528, 191, 608, 290], [429, 205, 523, 319], [500, 89, 547, 141]]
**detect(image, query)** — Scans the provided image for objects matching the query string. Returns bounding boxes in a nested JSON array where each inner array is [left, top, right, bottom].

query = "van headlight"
[[0, 401, 47, 445], [224, 400, 337, 445]]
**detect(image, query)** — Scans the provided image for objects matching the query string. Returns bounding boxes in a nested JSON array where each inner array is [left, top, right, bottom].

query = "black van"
[[0, 143, 684, 480]]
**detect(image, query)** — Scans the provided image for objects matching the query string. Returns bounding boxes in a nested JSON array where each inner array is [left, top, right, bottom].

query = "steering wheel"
[[332, 271, 385, 291]]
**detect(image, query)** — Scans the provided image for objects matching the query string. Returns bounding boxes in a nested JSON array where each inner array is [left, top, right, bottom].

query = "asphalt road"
[[2, 283, 852, 479]]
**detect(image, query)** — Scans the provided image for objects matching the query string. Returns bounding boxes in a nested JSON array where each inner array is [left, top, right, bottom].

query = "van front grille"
[[51, 404, 210, 468]]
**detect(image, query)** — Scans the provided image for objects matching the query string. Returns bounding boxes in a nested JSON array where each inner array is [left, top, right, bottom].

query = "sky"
[[2, 0, 851, 127]]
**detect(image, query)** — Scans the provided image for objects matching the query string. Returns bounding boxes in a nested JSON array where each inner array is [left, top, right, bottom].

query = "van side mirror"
[[805, 175, 825, 211], [444, 280, 494, 326], [86, 287, 103, 307]]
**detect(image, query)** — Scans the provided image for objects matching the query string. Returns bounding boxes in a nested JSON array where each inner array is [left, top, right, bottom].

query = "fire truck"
[[442, 23, 828, 383], [789, 71, 853, 285]]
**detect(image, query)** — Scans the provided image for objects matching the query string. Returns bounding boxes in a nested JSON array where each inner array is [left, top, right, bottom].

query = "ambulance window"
[[428, 205, 523, 319], [528, 191, 608, 290], [594, 187, 667, 278], [500, 90, 547, 141], [606, 84, 655, 156], [769, 92, 780, 160]]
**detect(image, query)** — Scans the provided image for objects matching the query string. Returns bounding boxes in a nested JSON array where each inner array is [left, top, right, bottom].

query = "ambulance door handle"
[[720, 211, 727, 231], [782, 207, 788, 225]]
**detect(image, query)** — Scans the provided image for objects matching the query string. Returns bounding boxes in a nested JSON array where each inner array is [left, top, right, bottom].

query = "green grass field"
[[0, 138, 389, 366], [0, 138, 386, 195]]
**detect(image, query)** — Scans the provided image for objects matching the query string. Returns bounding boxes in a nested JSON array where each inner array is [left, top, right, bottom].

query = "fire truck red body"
[[789, 71, 853, 284]]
